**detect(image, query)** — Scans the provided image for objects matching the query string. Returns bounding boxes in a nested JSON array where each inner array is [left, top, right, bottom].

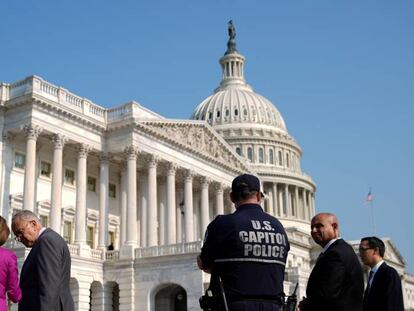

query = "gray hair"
[[12, 210, 41, 224]]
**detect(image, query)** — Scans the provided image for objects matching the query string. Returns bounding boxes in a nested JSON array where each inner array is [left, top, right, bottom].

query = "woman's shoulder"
[[0, 246, 17, 260]]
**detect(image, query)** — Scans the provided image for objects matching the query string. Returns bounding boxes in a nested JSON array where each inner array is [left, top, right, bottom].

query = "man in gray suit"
[[12, 210, 74, 311]]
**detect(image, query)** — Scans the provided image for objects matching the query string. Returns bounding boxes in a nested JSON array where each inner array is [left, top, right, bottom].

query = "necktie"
[[367, 270, 374, 291]]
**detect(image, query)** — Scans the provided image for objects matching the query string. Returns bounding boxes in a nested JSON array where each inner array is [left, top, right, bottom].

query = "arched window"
[[234, 109, 238, 116], [286, 153, 290, 168], [225, 109, 229, 116], [247, 147, 253, 162], [259, 148, 264, 163], [278, 151, 283, 166], [269, 149, 274, 164], [244, 108, 248, 116], [216, 110, 221, 118], [235, 147, 242, 156], [208, 111, 212, 120]]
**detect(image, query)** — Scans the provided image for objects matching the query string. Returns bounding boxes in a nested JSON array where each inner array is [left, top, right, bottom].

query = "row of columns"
[[17, 124, 227, 252], [264, 182, 315, 221]]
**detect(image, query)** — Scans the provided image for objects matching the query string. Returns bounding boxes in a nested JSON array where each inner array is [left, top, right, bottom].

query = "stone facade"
[[1, 33, 413, 310]]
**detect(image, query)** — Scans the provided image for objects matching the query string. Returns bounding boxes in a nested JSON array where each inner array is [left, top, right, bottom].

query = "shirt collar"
[[371, 260, 384, 273], [37, 227, 46, 238], [322, 237, 341, 253]]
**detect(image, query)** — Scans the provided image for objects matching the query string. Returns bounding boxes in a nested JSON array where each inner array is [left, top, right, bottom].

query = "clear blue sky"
[[2, 1, 413, 272]]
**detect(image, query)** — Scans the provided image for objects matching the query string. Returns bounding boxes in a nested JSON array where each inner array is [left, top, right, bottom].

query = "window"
[[247, 147, 253, 162], [269, 149, 274, 164], [216, 110, 221, 118], [87, 176, 96, 192], [63, 221, 72, 243], [14, 153, 25, 169], [286, 153, 290, 168], [235, 147, 242, 156], [225, 109, 229, 116], [86, 226, 94, 248], [108, 231, 115, 246], [65, 169, 75, 185], [40, 161, 51, 177], [109, 183, 116, 198], [234, 109, 238, 116], [258, 148, 264, 163], [278, 151, 283, 166], [40, 215, 48, 227], [208, 112, 212, 119]]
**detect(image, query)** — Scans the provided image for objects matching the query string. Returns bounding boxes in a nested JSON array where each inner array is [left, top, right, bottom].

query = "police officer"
[[197, 174, 290, 311]]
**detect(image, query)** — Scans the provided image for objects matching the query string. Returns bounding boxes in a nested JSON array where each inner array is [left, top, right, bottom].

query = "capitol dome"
[[191, 22, 287, 134], [190, 23, 316, 234]]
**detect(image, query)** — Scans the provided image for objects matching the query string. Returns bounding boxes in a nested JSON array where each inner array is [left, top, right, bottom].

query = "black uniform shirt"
[[200, 203, 290, 301]]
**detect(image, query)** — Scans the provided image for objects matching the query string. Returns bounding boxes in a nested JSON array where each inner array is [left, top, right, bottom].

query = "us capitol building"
[[1, 24, 413, 310]]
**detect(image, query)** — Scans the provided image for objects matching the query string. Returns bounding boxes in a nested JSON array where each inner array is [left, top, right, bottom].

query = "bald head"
[[311, 213, 340, 247]]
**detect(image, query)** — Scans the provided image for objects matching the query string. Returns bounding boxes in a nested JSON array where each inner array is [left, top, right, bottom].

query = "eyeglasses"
[[14, 222, 30, 241], [359, 247, 373, 252]]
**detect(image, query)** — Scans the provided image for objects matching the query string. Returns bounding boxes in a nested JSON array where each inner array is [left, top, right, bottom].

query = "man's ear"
[[230, 192, 236, 203]]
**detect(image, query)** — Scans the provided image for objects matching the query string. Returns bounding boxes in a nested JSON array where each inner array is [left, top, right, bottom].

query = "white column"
[[50, 134, 67, 233], [200, 177, 210, 236], [267, 189, 274, 215], [166, 163, 177, 244], [272, 183, 279, 217], [120, 163, 127, 246], [214, 183, 224, 216], [0, 133, 14, 219], [176, 188, 183, 243], [75, 144, 90, 245], [147, 155, 158, 246], [184, 170, 194, 242], [22, 124, 42, 212], [302, 188, 307, 221], [284, 184, 290, 217], [158, 177, 167, 245], [140, 174, 148, 247], [295, 186, 300, 218], [124, 146, 137, 247], [311, 193, 316, 216], [98, 153, 109, 249]]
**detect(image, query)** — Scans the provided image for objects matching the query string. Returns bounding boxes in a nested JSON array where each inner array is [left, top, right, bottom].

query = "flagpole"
[[370, 199, 376, 235]]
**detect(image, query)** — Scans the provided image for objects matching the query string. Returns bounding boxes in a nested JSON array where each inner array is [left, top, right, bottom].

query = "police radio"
[[282, 282, 298, 311], [199, 277, 229, 311]]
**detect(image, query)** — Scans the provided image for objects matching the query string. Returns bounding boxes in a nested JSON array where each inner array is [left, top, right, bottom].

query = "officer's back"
[[198, 174, 290, 311]]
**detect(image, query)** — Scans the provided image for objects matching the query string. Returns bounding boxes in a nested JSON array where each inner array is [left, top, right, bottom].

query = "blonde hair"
[[0, 216, 10, 246]]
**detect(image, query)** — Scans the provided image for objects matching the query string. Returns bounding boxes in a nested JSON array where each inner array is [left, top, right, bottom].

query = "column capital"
[[124, 145, 139, 160], [184, 169, 195, 181], [167, 162, 178, 174], [213, 182, 225, 192], [77, 143, 91, 158], [2, 132, 15, 145], [200, 176, 211, 187], [22, 123, 43, 141], [145, 154, 159, 167], [99, 152, 111, 164], [51, 133, 68, 149]]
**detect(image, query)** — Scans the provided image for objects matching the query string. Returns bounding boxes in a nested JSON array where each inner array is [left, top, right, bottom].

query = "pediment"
[[137, 120, 251, 173]]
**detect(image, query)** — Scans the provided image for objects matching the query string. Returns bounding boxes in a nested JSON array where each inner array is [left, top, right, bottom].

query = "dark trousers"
[[228, 301, 280, 311]]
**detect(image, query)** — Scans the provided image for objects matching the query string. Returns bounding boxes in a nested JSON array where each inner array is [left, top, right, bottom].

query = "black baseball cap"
[[231, 174, 264, 197]]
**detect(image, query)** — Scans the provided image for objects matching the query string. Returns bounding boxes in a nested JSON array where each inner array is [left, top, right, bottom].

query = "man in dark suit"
[[299, 213, 364, 311], [359, 236, 404, 311], [12, 210, 74, 311]]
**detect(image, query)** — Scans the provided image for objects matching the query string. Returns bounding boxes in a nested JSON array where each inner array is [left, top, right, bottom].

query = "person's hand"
[[298, 297, 307, 310], [197, 255, 212, 273]]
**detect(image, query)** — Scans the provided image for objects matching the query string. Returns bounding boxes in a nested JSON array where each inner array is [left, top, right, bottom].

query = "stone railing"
[[90, 249, 103, 260], [135, 241, 202, 259], [5, 76, 107, 123], [68, 244, 80, 257], [105, 250, 119, 261]]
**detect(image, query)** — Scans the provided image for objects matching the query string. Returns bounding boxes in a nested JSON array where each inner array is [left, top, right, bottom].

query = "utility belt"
[[227, 294, 285, 306]]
